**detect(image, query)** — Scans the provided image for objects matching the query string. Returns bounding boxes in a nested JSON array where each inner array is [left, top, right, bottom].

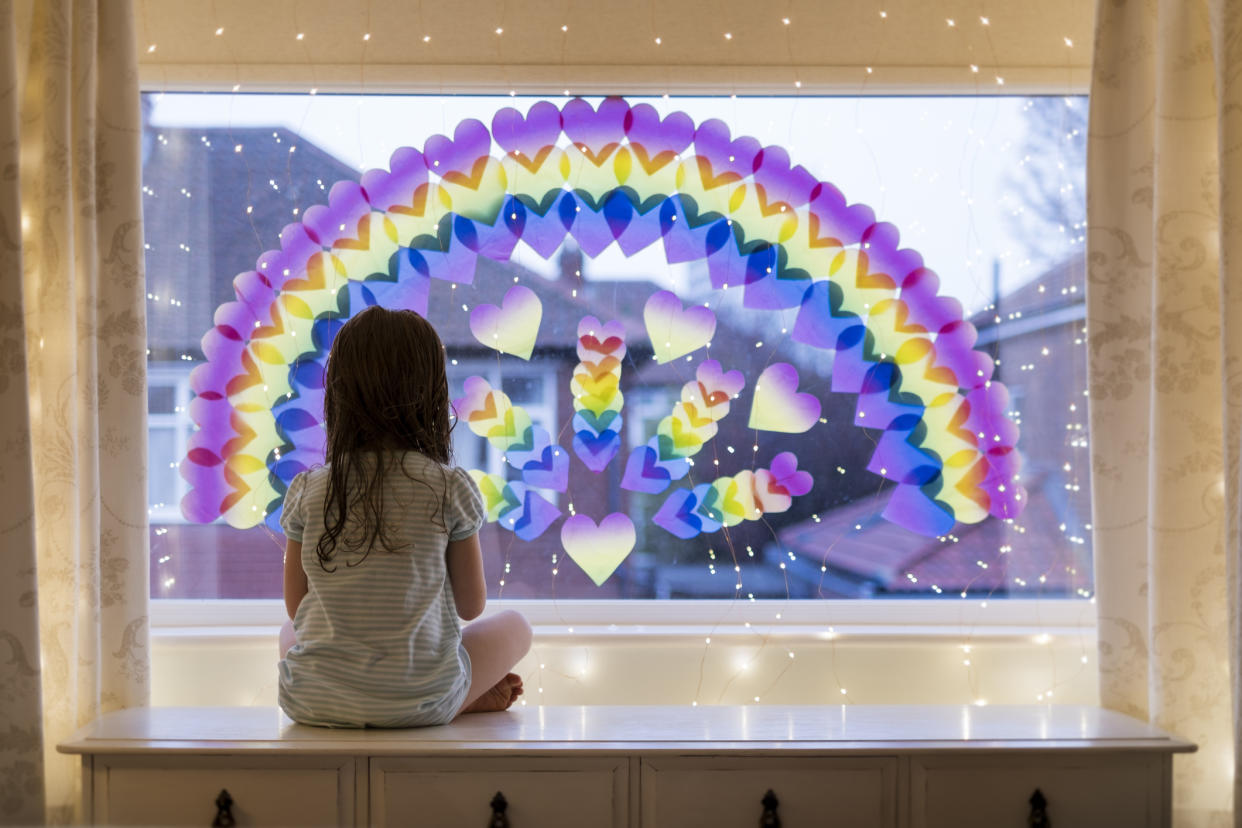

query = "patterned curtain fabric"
[[0, 0, 149, 822], [1088, 0, 1240, 825]]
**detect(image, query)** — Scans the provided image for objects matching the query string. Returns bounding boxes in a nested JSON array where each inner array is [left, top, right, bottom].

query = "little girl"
[[277, 305, 531, 727]]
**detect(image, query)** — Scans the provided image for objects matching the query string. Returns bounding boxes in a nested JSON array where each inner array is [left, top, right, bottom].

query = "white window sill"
[[151, 598, 1097, 643]]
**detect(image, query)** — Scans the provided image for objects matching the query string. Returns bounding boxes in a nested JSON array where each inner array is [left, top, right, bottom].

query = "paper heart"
[[469, 284, 542, 359], [360, 147, 429, 213], [423, 118, 491, 177], [453, 376, 495, 421], [469, 471, 521, 522], [520, 444, 569, 493], [498, 484, 561, 542], [561, 512, 636, 586], [695, 359, 745, 400], [487, 407, 533, 447], [692, 119, 761, 182], [504, 425, 552, 470], [562, 97, 630, 164], [644, 290, 716, 364], [748, 363, 822, 433], [577, 355, 622, 382], [807, 181, 876, 248], [301, 181, 371, 248], [752, 469, 793, 515], [653, 485, 719, 540], [492, 101, 563, 164], [572, 429, 621, 473], [620, 444, 688, 494], [657, 415, 705, 456], [572, 409, 620, 435], [769, 451, 813, 496], [624, 104, 695, 173]]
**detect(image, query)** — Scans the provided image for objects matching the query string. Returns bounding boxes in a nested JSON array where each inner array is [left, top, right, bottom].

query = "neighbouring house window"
[[143, 93, 1089, 602]]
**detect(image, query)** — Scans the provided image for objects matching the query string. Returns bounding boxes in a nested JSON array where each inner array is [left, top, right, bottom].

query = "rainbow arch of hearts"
[[181, 96, 1025, 541]]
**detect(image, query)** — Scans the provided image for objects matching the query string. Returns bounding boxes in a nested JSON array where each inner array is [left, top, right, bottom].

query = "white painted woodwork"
[[91, 755, 355, 826], [61, 705, 1193, 828], [371, 757, 628, 827], [642, 757, 898, 826]]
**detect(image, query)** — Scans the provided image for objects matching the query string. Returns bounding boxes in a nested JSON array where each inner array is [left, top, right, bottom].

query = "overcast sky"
[[149, 93, 1084, 313]]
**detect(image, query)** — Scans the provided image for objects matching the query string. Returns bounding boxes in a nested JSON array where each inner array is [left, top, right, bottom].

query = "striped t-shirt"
[[278, 452, 485, 728]]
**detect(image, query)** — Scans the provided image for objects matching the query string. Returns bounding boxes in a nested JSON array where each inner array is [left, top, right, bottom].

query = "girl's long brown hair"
[[316, 306, 454, 570]]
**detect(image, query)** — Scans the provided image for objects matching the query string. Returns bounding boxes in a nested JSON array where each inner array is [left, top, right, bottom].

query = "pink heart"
[[769, 451, 813, 496]]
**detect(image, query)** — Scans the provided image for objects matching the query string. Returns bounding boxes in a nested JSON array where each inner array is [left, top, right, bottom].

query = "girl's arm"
[[284, 540, 308, 620], [446, 534, 486, 621]]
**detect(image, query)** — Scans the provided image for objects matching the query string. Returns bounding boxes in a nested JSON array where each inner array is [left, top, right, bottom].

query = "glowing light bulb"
[[215, 27, 224, 35]]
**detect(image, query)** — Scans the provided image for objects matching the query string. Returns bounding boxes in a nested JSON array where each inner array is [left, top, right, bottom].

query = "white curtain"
[[1088, 0, 1240, 825], [0, 0, 149, 822]]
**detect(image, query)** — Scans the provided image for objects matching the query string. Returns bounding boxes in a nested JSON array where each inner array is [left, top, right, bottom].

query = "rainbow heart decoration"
[[181, 95, 1025, 568]]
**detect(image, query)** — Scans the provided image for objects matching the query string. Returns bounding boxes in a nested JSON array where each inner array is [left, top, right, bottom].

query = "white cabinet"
[[642, 757, 898, 827], [370, 756, 628, 827], [91, 755, 355, 826], [910, 754, 1168, 828], [61, 705, 1191, 828]]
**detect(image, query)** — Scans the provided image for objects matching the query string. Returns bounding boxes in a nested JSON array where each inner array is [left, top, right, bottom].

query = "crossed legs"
[[456, 610, 532, 716]]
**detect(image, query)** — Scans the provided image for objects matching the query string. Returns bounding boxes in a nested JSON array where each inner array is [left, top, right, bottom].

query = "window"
[[143, 93, 1089, 603]]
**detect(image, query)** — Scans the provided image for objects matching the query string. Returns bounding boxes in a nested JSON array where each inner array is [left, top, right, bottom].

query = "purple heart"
[[613, 201, 666, 257], [932, 321, 994, 388], [769, 452, 813, 496], [506, 426, 553, 470], [881, 485, 956, 538], [963, 384, 1018, 448], [792, 282, 864, 351], [301, 180, 371, 248], [653, 485, 721, 540], [520, 197, 574, 258], [500, 484, 561, 542], [274, 224, 321, 284], [568, 201, 616, 258], [562, 96, 630, 157], [752, 146, 816, 209], [621, 446, 673, 494], [860, 222, 924, 286], [807, 182, 875, 248], [521, 444, 569, 493], [361, 146, 429, 213], [624, 103, 694, 162], [692, 119, 761, 181], [866, 432, 940, 486], [231, 270, 277, 327], [408, 243, 479, 287], [572, 429, 620, 473], [423, 118, 492, 177], [899, 269, 964, 335], [492, 101, 562, 161]]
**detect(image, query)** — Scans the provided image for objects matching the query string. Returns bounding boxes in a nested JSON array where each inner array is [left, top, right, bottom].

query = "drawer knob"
[[1028, 788, 1050, 827], [212, 789, 236, 827], [759, 789, 781, 828], [488, 791, 510, 828]]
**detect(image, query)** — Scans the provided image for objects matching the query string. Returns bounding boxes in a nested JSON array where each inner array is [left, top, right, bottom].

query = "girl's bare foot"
[[461, 673, 524, 714]]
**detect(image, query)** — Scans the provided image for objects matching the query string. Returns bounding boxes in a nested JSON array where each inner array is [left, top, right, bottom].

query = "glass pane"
[[144, 93, 1089, 602]]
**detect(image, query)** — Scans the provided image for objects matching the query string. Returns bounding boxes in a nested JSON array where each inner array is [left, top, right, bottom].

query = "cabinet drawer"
[[370, 756, 629, 828], [911, 753, 1168, 828], [95, 755, 356, 826], [641, 756, 898, 827]]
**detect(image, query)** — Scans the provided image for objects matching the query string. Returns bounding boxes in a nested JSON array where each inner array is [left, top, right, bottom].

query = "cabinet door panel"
[[98, 756, 354, 826], [370, 756, 628, 828], [911, 754, 1165, 828], [641, 756, 898, 828]]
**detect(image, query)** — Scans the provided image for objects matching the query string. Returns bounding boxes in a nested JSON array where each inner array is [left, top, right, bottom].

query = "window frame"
[[142, 82, 1097, 635]]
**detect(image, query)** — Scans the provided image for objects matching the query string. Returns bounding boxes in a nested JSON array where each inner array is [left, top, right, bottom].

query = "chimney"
[[559, 242, 583, 283]]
